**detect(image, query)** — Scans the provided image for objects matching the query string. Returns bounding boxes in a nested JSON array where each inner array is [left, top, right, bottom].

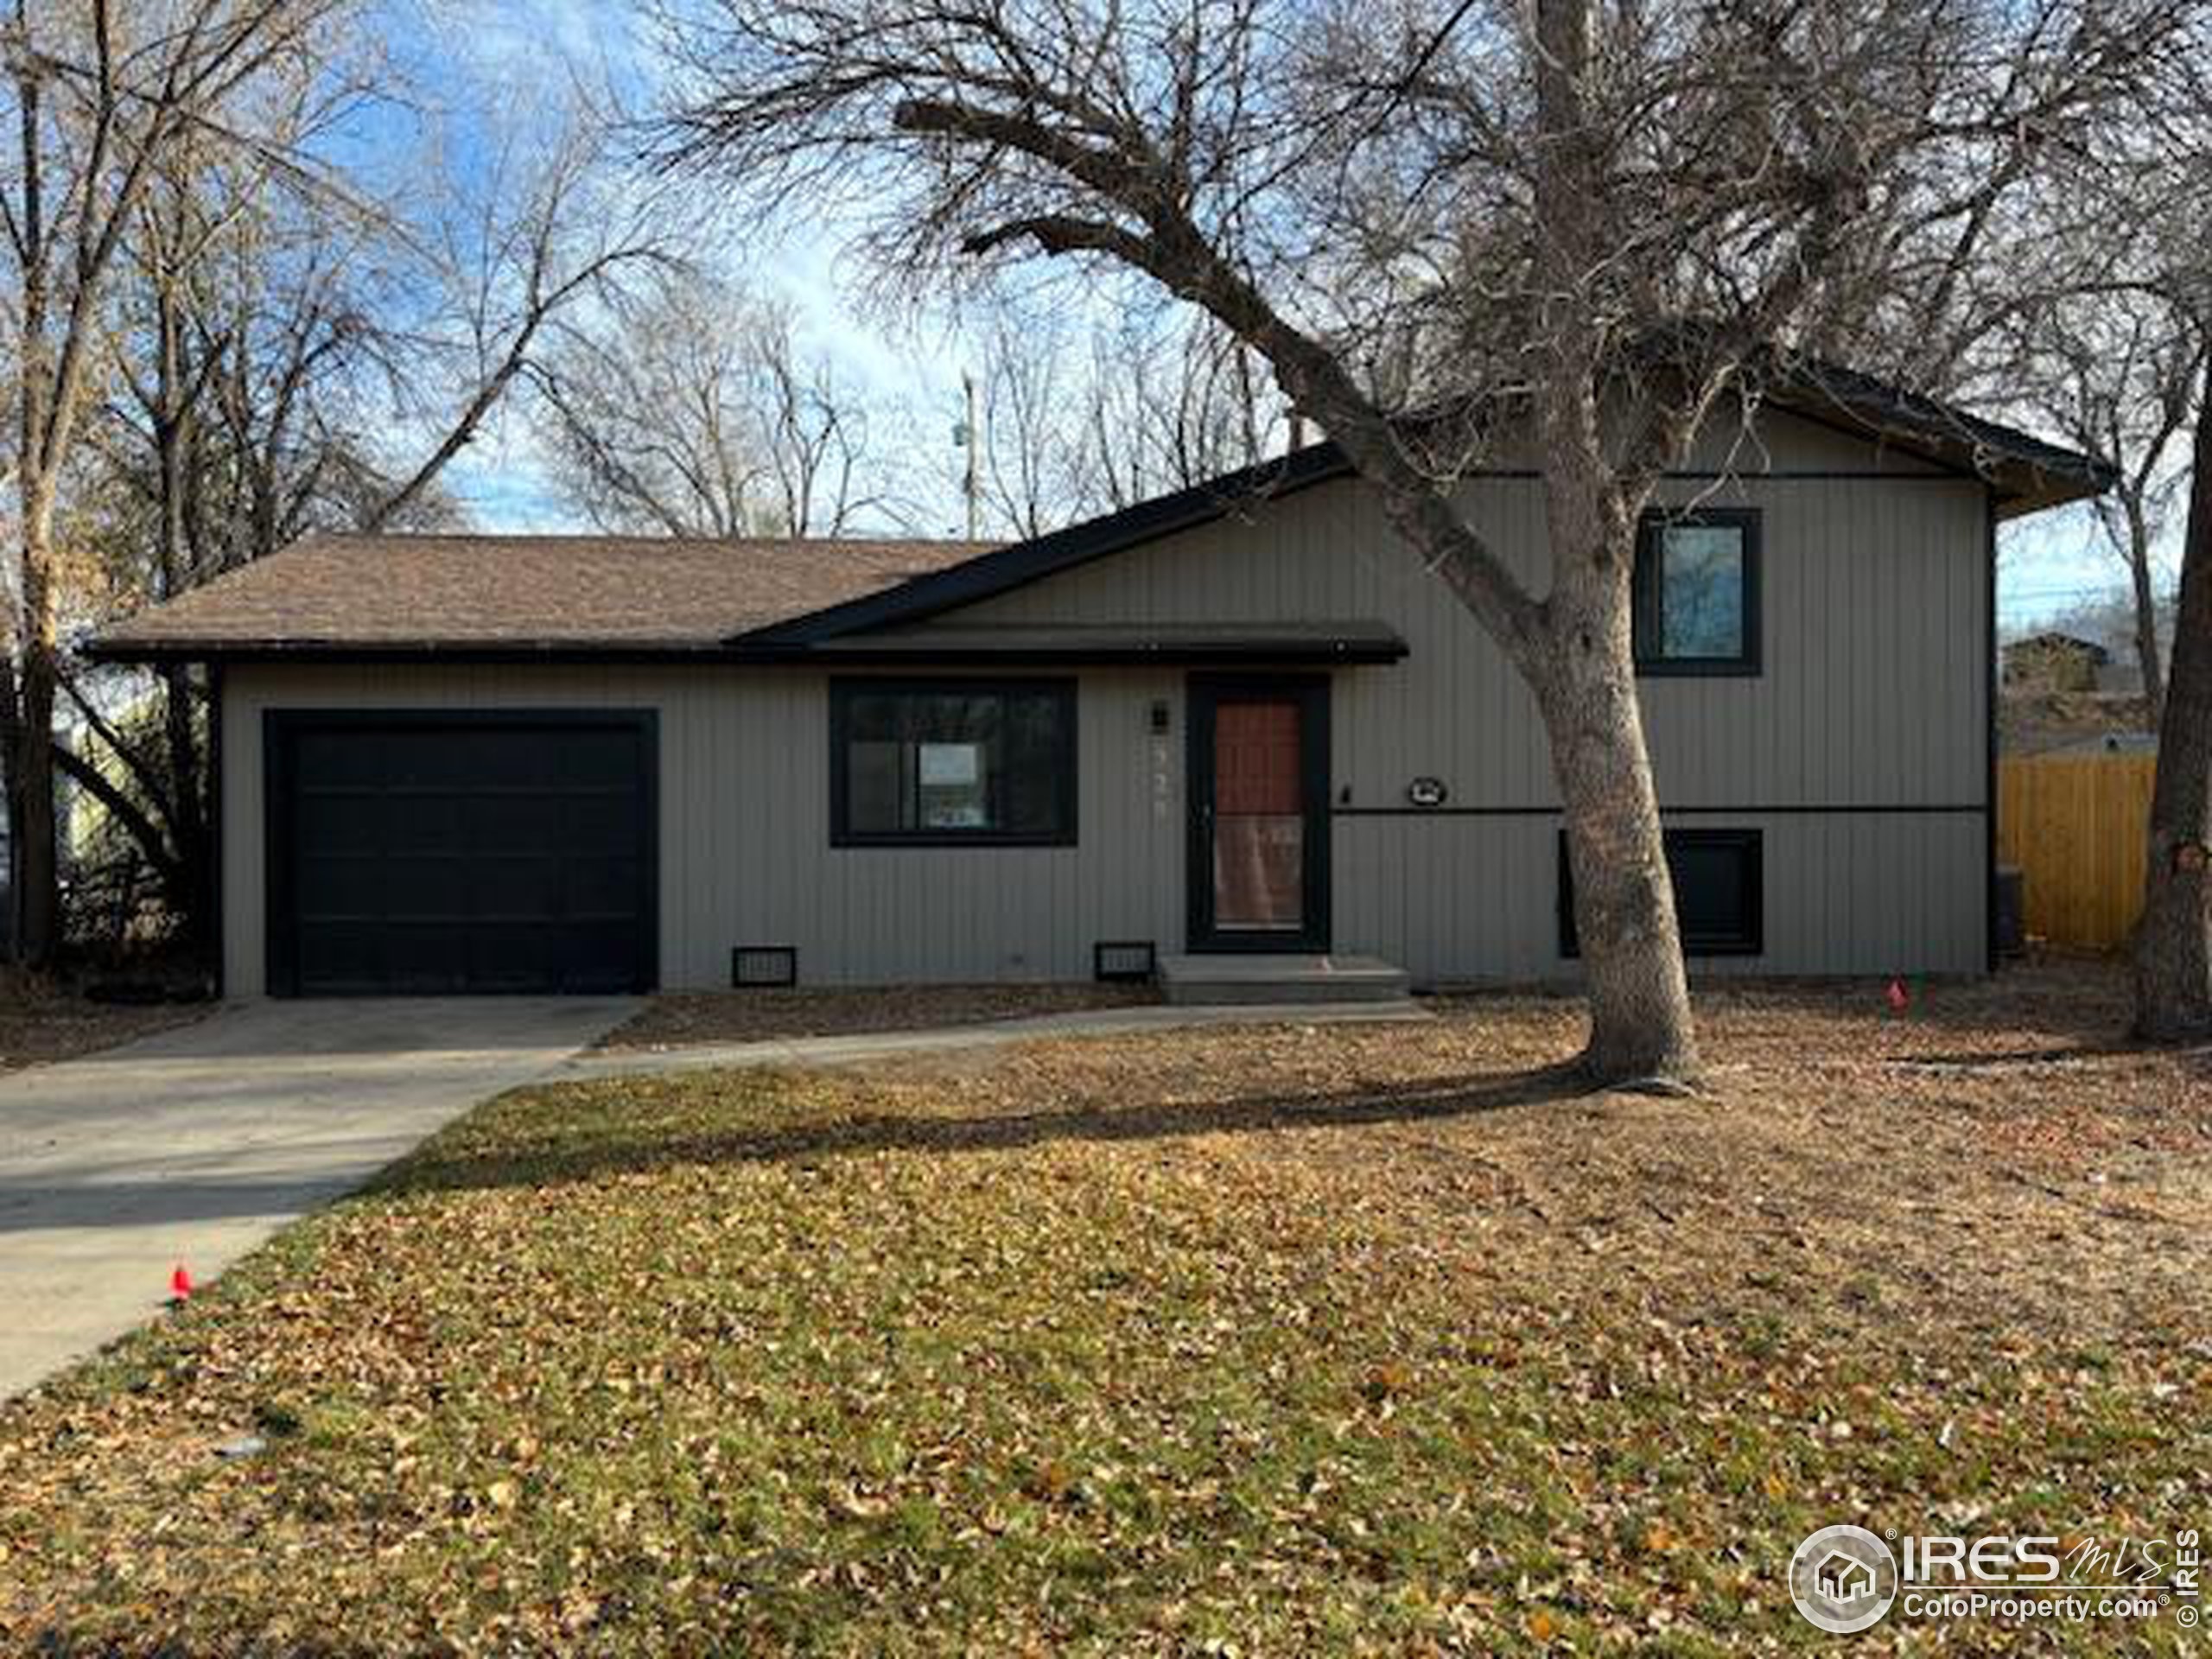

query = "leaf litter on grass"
[[0, 959, 2206, 1655]]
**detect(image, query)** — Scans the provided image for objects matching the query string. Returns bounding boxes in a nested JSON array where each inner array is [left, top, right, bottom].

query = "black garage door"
[[267, 712, 657, 995]]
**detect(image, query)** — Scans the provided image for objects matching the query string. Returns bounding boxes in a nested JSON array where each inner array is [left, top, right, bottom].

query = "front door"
[[1187, 677, 1330, 951]]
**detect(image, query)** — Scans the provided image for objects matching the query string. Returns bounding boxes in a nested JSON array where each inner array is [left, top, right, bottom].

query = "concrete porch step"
[[1155, 952, 1414, 1006]]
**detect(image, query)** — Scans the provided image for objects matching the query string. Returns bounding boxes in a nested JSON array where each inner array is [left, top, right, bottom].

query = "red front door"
[[1189, 678, 1329, 950]]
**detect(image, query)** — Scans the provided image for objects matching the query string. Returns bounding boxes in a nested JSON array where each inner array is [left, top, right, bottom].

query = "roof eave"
[[771, 636, 1408, 667], [83, 639, 739, 665], [85, 632, 1410, 668], [1989, 461, 2119, 520]]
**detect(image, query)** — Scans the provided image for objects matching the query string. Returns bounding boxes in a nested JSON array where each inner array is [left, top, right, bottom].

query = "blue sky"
[[343, 0, 2152, 628], [2000, 505, 2172, 633], [339, 0, 978, 533]]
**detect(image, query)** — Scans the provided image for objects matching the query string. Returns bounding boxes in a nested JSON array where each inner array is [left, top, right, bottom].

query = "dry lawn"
[[597, 982, 1157, 1052], [1, 961, 2207, 1655]]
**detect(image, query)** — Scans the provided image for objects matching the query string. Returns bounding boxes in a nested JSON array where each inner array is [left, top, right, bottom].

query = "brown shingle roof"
[[92, 533, 997, 658]]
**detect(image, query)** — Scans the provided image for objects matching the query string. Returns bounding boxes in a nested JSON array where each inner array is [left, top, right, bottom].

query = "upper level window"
[[831, 679, 1077, 846], [1634, 508, 1759, 675]]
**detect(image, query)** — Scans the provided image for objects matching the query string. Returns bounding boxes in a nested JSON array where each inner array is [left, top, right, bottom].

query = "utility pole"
[[959, 370, 980, 540]]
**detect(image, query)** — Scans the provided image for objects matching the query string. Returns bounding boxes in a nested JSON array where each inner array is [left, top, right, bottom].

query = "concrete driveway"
[[0, 996, 635, 1400]]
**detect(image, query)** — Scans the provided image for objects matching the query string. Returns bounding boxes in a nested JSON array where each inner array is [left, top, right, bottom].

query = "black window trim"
[[829, 675, 1079, 849], [1633, 505, 1762, 677], [1557, 826, 1764, 958]]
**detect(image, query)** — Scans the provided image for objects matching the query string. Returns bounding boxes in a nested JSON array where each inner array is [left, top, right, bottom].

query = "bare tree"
[[1103, 322, 1282, 500], [52, 59, 664, 961], [62, 31, 392, 957], [967, 308, 1284, 537], [750, 302, 887, 535], [361, 108, 681, 533], [540, 271, 888, 537], [972, 312, 1083, 538], [2020, 292, 2202, 724], [65, 138, 378, 955], [0, 0, 351, 967], [1068, 316, 1284, 510], [540, 273, 774, 536], [658, 0, 2175, 1083]]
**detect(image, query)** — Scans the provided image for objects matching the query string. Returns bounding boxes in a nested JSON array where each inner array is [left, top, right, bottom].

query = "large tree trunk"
[[888, 0, 1709, 1087], [1516, 0, 1695, 1085], [1543, 685, 1700, 1079], [2133, 376, 2212, 1040], [1537, 480, 1700, 1083]]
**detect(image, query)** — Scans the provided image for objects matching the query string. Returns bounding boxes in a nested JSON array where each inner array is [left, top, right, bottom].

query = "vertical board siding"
[[1332, 812, 1985, 982], [1996, 753, 2158, 950], [226, 664, 1185, 994], [942, 415, 1988, 983], [956, 474, 1987, 814], [220, 410, 1993, 991]]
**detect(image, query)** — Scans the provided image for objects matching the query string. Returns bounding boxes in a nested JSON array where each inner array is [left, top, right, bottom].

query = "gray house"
[[92, 375, 2108, 998]]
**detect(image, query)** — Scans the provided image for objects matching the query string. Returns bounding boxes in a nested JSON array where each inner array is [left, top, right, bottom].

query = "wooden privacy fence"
[[1996, 753, 2158, 951]]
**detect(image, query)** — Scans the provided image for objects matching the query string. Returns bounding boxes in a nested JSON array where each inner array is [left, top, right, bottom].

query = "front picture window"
[[833, 681, 1076, 845]]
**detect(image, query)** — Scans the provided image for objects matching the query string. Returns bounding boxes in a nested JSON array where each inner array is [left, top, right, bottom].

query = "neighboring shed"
[[2003, 632, 2112, 693]]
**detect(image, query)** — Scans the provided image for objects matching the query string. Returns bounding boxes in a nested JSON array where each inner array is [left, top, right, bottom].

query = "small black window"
[[1558, 828, 1763, 957], [1634, 508, 1759, 675], [830, 679, 1076, 846]]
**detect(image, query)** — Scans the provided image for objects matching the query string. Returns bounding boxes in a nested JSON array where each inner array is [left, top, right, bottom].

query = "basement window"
[[1634, 508, 1760, 675], [1558, 828, 1764, 957], [831, 679, 1077, 847]]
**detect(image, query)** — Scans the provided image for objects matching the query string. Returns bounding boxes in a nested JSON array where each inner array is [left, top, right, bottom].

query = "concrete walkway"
[[0, 995, 635, 1400], [565, 997, 1429, 1082]]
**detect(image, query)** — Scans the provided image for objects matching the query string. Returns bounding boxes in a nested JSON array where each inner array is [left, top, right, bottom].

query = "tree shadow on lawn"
[[383, 1061, 1596, 1200], [1689, 957, 2188, 1069], [1887, 1039, 2212, 1071]]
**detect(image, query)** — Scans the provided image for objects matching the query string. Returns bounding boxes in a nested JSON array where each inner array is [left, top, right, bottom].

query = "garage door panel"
[[404, 734, 498, 789], [379, 855, 481, 918], [465, 923, 563, 990], [465, 794, 569, 855], [469, 855, 563, 917], [297, 794, 382, 854], [471, 734, 562, 788], [270, 713, 656, 996], [565, 730, 645, 787], [295, 732, 385, 788], [296, 921, 388, 993], [556, 922, 652, 991], [563, 795, 642, 855], [384, 795, 468, 853], [387, 925, 468, 995], [298, 851, 386, 916], [564, 855, 642, 916]]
